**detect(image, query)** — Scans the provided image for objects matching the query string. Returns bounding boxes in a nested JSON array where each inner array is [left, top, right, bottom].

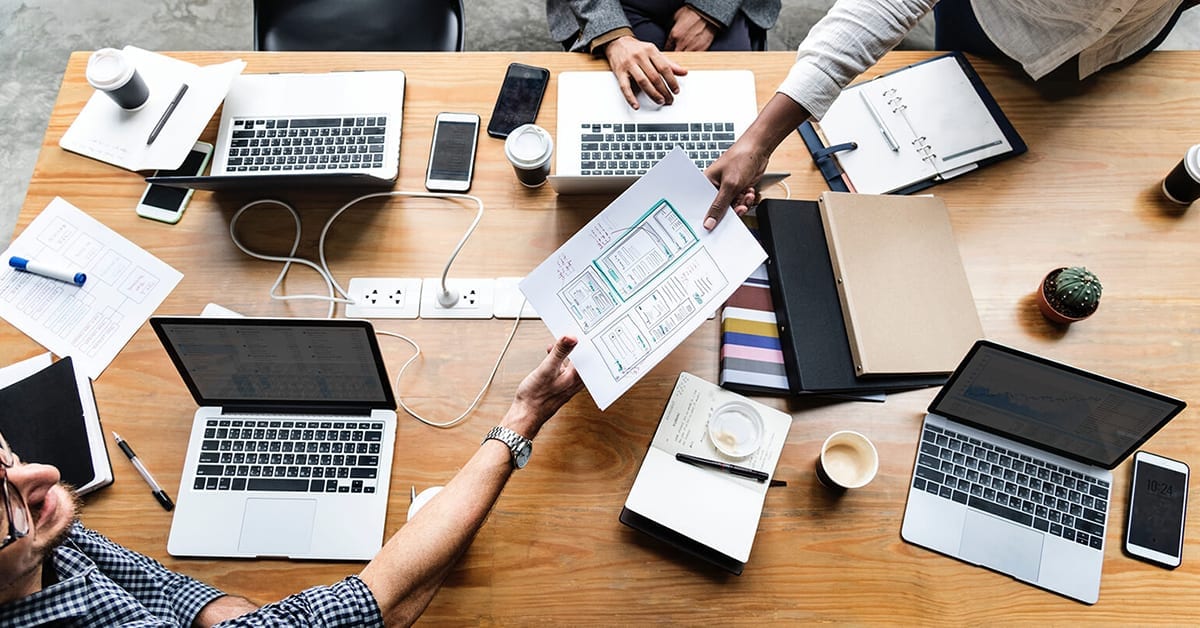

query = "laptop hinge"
[[221, 405, 374, 417]]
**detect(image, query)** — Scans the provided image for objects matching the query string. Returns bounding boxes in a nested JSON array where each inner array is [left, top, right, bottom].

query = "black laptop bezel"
[[928, 340, 1186, 470], [150, 316, 397, 412], [146, 172, 396, 191]]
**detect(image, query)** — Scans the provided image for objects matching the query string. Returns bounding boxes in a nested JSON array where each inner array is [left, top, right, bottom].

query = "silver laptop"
[[149, 71, 405, 191], [902, 340, 1185, 604], [151, 316, 398, 560], [550, 70, 759, 194]]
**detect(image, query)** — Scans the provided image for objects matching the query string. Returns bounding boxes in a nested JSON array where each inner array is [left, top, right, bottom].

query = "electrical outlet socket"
[[493, 277, 540, 319], [419, 278, 496, 319], [345, 278, 422, 319]]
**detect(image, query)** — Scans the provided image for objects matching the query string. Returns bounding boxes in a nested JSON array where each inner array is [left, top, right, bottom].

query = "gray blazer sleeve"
[[547, 0, 781, 51], [688, 0, 780, 29], [547, 0, 632, 51]]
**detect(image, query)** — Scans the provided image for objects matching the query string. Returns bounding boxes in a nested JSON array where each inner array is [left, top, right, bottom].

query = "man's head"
[[0, 430, 78, 604]]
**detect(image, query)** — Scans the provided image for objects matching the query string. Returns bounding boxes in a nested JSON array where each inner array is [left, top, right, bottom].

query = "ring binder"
[[795, 52, 1027, 195]]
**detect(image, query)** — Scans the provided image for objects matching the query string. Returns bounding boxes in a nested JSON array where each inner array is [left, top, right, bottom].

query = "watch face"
[[513, 441, 532, 468]]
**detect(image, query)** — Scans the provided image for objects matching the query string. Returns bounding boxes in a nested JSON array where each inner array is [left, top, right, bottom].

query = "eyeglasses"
[[0, 432, 30, 551]]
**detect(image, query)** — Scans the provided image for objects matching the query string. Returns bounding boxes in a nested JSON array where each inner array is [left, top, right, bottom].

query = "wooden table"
[[4, 50, 1199, 624]]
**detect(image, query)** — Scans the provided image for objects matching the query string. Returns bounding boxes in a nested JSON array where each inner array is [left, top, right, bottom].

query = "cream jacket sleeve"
[[777, 0, 937, 119]]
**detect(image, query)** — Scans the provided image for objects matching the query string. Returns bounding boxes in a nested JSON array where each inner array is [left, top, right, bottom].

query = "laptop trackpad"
[[959, 510, 1044, 582], [238, 498, 317, 556]]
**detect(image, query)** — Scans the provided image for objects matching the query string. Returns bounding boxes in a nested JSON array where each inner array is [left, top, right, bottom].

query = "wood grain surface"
[[2, 50, 1198, 624]]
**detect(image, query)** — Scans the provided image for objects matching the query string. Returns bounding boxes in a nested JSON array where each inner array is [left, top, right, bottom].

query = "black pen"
[[112, 432, 175, 511], [146, 83, 188, 145], [675, 452, 769, 482]]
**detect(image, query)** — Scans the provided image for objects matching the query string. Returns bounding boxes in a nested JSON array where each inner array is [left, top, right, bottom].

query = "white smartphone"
[[425, 112, 480, 193], [136, 141, 213, 223], [1124, 450, 1189, 569]]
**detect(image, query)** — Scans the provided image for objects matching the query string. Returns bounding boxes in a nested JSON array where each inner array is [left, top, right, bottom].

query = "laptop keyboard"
[[224, 115, 389, 172], [193, 418, 385, 494], [579, 122, 735, 175], [913, 424, 1110, 551]]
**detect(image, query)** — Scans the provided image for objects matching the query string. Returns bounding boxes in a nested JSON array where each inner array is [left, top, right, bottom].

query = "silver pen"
[[860, 91, 899, 152], [112, 432, 174, 511]]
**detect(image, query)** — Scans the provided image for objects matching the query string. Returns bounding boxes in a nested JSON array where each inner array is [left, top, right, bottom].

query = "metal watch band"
[[482, 425, 531, 468]]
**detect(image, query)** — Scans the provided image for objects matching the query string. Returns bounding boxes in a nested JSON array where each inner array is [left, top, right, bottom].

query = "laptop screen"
[[929, 341, 1185, 469], [151, 317, 395, 410]]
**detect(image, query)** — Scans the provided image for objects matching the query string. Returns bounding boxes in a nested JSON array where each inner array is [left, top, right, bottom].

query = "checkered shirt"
[[0, 522, 383, 627]]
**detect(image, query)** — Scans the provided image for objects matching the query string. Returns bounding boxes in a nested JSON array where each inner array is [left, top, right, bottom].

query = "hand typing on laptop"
[[0, 337, 583, 627], [602, 35, 686, 109]]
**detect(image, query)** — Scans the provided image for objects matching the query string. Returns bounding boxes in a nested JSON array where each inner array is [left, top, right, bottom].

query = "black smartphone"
[[486, 63, 550, 139], [426, 112, 480, 193], [1124, 451, 1189, 569]]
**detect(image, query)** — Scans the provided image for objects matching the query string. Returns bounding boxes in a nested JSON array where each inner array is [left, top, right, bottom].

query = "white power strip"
[[419, 278, 496, 319], [345, 278, 422, 319], [494, 277, 539, 319]]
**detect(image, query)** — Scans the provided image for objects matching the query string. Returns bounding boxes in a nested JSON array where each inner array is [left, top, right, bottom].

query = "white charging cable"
[[377, 300, 524, 429], [317, 190, 484, 309], [230, 190, 513, 428], [228, 199, 352, 319]]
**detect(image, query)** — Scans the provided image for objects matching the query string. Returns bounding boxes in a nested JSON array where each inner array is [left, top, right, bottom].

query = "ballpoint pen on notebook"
[[675, 452, 769, 482], [112, 432, 174, 511], [146, 83, 188, 145], [859, 91, 898, 152]]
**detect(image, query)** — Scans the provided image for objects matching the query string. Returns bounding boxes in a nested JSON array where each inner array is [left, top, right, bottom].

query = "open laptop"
[[149, 71, 405, 191], [901, 340, 1186, 604], [550, 70, 762, 194], [150, 316, 398, 560]]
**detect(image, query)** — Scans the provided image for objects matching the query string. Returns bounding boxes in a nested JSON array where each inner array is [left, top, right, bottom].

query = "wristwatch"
[[482, 425, 533, 469]]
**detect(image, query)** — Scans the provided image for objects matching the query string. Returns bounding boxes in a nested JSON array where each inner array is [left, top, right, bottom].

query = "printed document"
[[0, 197, 183, 378], [521, 149, 766, 409]]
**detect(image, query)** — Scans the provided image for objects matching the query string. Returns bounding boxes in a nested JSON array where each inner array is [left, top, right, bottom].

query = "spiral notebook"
[[799, 52, 1026, 195]]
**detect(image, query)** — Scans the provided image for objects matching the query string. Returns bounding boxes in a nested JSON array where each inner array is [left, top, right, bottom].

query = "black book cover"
[[619, 507, 745, 575], [756, 199, 946, 393], [0, 357, 96, 488]]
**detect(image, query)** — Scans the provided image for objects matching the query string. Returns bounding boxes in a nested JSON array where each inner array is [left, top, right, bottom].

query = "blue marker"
[[8, 256, 86, 286]]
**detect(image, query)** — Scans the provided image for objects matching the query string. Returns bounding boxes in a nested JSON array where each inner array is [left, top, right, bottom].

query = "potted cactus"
[[1036, 266, 1102, 324]]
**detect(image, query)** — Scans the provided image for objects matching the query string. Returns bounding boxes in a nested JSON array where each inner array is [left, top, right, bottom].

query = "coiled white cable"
[[229, 190, 512, 429], [376, 299, 524, 429]]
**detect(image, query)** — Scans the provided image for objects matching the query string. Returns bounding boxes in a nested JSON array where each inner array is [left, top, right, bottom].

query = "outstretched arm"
[[703, 0, 936, 229], [358, 337, 584, 626]]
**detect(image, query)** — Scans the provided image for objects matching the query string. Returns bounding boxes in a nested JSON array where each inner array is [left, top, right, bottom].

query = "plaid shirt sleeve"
[[69, 523, 227, 625], [214, 575, 384, 628]]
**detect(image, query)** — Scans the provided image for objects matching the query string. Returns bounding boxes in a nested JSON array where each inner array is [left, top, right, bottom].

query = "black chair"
[[253, 0, 465, 52]]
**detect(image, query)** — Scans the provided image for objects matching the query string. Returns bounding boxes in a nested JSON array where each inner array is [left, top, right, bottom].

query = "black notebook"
[[799, 52, 1026, 195], [0, 356, 112, 494], [756, 199, 946, 394]]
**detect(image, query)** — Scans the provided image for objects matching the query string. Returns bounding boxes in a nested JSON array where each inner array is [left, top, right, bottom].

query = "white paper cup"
[[504, 124, 553, 187], [708, 400, 763, 458], [816, 430, 879, 490], [86, 48, 150, 110]]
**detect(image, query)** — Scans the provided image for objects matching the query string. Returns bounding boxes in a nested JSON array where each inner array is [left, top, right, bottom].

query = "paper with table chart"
[[60, 46, 244, 172], [520, 148, 767, 410], [0, 197, 182, 379]]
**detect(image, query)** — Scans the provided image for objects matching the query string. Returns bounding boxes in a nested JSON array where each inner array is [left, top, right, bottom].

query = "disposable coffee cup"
[[1162, 144, 1200, 206], [815, 430, 879, 490], [86, 48, 150, 110], [504, 124, 553, 187]]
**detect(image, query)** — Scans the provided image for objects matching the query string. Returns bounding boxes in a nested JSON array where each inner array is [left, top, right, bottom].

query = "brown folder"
[[818, 192, 983, 376]]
